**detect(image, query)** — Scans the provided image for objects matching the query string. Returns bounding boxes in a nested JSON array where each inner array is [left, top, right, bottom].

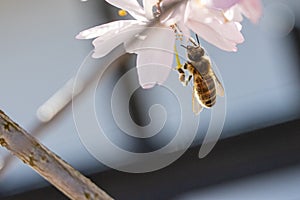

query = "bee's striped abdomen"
[[194, 73, 216, 108]]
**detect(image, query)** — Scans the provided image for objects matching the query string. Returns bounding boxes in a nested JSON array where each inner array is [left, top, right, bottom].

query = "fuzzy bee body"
[[193, 67, 216, 108], [176, 37, 224, 114]]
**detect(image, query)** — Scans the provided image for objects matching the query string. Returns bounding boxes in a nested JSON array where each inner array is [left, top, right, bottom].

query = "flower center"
[[152, 0, 163, 18]]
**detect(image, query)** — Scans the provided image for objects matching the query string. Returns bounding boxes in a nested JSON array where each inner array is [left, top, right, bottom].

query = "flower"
[[156, 0, 262, 51], [77, 0, 262, 88], [181, 0, 262, 51], [183, 0, 245, 52], [77, 0, 177, 89], [206, 0, 262, 23]]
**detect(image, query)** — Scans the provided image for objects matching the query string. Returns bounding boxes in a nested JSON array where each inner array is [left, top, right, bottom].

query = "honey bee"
[[176, 35, 224, 114]]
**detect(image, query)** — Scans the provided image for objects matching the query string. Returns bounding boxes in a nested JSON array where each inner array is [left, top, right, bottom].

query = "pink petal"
[[224, 6, 244, 22], [185, 3, 244, 51], [125, 27, 175, 88], [208, 0, 241, 10], [239, 0, 262, 23], [187, 20, 241, 51], [105, 0, 147, 21], [206, 20, 244, 43], [76, 20, 139, 39]]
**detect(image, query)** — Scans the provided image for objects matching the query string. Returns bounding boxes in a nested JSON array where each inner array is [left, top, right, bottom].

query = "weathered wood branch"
[[0, 110, 113, 200]]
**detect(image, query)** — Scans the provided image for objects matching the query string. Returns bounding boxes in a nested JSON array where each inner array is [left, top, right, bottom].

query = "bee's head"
[[186, 45, 204, 62]]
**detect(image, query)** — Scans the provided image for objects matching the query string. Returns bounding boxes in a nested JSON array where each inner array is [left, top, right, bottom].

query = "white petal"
[[183, 0, 191, 24], [105, 0, 147, 21], [235, 22, 242, 31], [125, 27, 175, 88], [136, 49, 173, 89], [76, 20, 139, 39], [161, 1, 186, 26], [92, 22, 146, 58], [125, 26, 174, 53]]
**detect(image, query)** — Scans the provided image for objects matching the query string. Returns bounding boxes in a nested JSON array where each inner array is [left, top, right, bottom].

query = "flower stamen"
[[170, 23, 183, 41]]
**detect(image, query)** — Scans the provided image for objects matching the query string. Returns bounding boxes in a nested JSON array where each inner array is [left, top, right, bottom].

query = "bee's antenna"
[[189, 37, 197, 46], [180, 44, 187, 49], [195, 34, 200, 45]]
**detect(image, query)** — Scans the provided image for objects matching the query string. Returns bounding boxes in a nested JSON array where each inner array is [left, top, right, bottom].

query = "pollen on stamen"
[[118, 9, 127, 17]]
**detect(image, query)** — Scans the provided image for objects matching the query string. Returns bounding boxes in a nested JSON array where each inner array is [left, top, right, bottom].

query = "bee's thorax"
[[187, 45, 205, 62]]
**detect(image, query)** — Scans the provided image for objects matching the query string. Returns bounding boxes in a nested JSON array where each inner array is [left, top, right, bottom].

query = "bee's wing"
[[214, 75, 225, 97], [205, 56, 225, 97], [209, 68, 224, 97], [192, 85, 203, 115]]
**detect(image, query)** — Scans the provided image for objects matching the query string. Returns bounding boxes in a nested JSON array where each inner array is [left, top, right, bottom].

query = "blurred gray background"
[[0, 0, 300, 199]]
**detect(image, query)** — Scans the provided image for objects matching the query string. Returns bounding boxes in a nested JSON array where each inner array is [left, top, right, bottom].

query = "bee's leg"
[[183, 74, 192, 86], [183, 63, 193, 86], [177, 67, 186, 84], [177, 63, 190, 86], [186, 74, 192, 86], [174, 43, 186, 85]]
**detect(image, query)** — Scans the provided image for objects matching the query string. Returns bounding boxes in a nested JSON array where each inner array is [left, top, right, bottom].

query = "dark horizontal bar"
[[2, 118, 300, 200]]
